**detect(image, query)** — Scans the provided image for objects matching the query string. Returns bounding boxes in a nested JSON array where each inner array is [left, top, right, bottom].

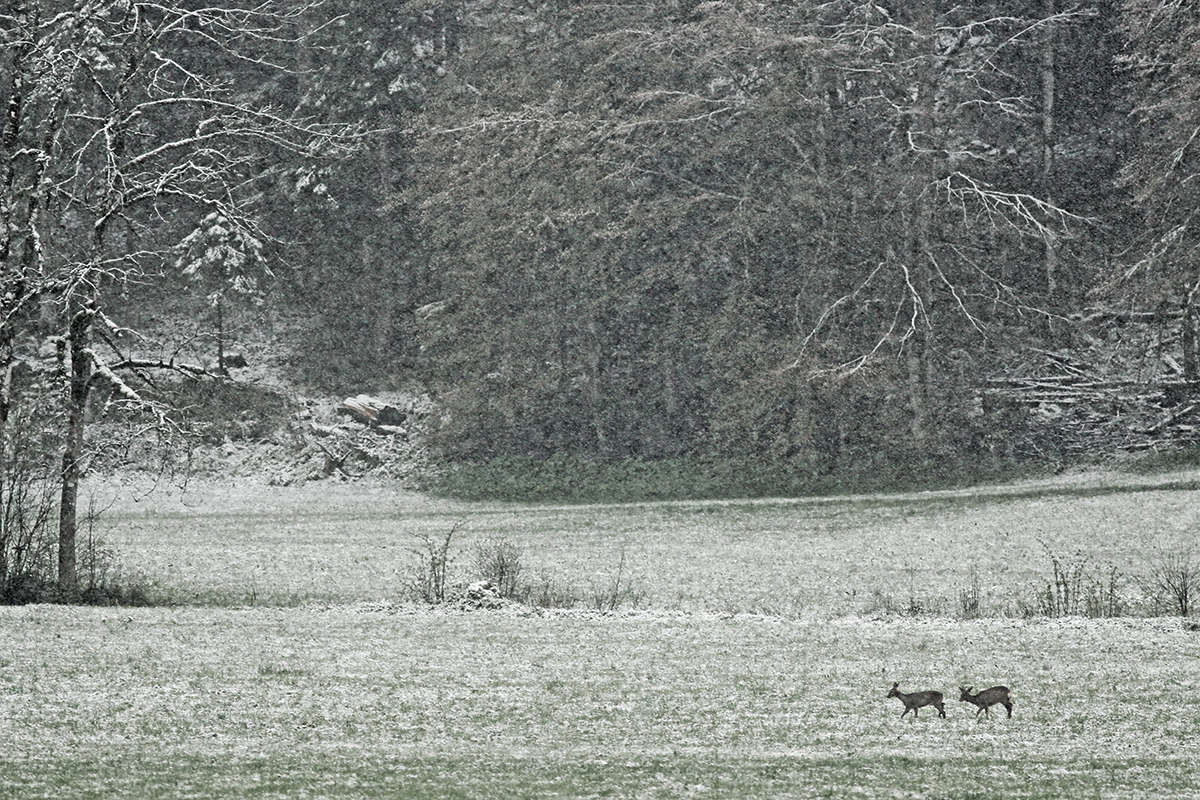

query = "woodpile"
[[984, 346, 1200, 455], [259, 393, 429, 485], [336, 394, 407, 434]]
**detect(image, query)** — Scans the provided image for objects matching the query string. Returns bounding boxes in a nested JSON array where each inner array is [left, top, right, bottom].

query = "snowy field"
[[2, 470, 1198, 798], [1, 607, 1197, 798]]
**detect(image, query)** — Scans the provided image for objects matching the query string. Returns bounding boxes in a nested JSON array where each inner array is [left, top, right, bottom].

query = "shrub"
[[159, 379, 290, 443], [1142, 548, 1200, 617], [0, 406, 59, 604], [517, 573, 579, 609], [402, 527, 643, 611], [1029, 543, 1125, 618], [588, 543, 646, 612], [471, 539, 524, 599], [75, 516, 155, 607], [402, 522, 459, 605], [958, 567, 983, 619]]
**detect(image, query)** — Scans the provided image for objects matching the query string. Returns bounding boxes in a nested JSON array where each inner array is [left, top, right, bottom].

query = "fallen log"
[[337, 395, 407, 427], [1136, 404, 1199, 436]]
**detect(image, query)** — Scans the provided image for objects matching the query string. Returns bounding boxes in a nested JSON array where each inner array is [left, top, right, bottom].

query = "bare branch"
[[942, 171, 1092, 238]]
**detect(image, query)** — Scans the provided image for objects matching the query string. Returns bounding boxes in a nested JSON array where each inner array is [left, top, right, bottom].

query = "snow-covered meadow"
[[1, 606, 1197, 798], [2, 469, 1197, 797]]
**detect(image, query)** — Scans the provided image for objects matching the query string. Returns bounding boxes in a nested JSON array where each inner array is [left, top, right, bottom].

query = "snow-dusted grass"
[[1, 605, 1198, 799], [91, 469, 1200, 614], [11, 471, 1200, 797]]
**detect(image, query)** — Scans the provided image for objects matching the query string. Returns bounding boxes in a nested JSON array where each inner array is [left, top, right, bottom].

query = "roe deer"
[[886, 682, 946, 719], [959, 685, 1013, 718]]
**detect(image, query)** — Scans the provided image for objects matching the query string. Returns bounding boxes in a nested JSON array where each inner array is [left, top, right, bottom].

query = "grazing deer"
[[959, 685, 1013, 718], [886, 682, 946, 719]]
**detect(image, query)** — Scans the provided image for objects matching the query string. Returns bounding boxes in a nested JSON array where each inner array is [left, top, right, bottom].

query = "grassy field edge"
[[2, 606, 1198, 798]]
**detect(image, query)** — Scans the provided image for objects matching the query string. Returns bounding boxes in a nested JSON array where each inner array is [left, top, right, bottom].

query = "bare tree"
[[784, 2, 1091, 452], [0, 0, 361, 598], [1105, 2, 1200, 379]]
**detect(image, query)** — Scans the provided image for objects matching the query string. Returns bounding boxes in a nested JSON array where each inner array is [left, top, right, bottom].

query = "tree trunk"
[[57, 304, 94, 599], [0, 311, 13, 428], [216, 299, 226, 374], [370, 133, 395, 365], [906, 0, 937, 454], [1183, 275, 1200, 381], [1040, 0, 1060, 338], [1182, 302, 1197, 381], [586, 317, 608, 454], [907, 195, 935, 454]]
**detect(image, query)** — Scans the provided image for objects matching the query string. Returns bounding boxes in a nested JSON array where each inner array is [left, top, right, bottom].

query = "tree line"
[[1, 0, 1197, 598], [385, 0, 1146, 468]]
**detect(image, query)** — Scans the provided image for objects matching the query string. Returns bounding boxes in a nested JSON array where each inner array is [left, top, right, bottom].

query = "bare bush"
[[0, 407, 58, 603], [868, 569, 942, 618], [1030, 543, 1124, 618], [518, 573, 579, 609], [402, 527, 642, 611], [472, 539, 524, 599], [958, 567, 983, 619], [1084, 564, 1125, 618], [1, 416, 149, 605], [590, 543, 646, 611], [75, 503, 152, 606], [403, 522, 459, 604], [1142, 549, 1200, 617]]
